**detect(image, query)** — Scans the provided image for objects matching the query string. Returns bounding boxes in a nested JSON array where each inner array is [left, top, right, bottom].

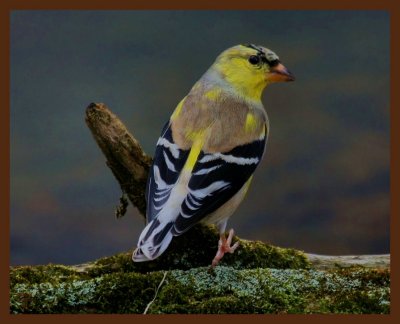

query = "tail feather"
[[132, 247, 151, 262], [132, 219, 174, 262]]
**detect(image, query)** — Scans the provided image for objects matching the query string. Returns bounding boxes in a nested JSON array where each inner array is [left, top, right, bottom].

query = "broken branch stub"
[[85, 102, 152, 219]]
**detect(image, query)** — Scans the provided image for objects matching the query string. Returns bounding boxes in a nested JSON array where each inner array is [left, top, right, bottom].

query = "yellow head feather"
[[213, 44, 279, 101]]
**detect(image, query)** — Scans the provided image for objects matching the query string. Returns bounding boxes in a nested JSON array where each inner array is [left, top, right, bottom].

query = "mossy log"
[[9, 103, 390, 314], [10, 259, 390, 314], [10, 230, 390, 314]]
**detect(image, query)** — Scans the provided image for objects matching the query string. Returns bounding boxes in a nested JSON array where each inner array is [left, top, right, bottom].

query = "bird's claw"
[[225, 228, 240, 253], [211, 229, 240, 267]]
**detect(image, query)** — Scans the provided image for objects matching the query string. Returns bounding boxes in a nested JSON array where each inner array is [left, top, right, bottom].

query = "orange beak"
[[266, 63, 295, 82]]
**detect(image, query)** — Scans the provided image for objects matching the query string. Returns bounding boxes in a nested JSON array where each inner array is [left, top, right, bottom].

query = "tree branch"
[[305, 253, 390, 270], [85, 102, 151, 218]]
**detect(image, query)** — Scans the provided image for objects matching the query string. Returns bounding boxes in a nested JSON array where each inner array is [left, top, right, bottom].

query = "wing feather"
[[172, 132, 266, 235], [145, 122, 189, 223], [134, 122, 266, 261]]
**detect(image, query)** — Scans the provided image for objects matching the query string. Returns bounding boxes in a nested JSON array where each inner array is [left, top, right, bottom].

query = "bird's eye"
[[248, 55, 260, 65]]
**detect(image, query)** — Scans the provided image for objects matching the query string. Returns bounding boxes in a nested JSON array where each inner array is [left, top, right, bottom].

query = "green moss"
[[10, 278, 102, 314], [92, 272, 165, 313], [10, 265, 389, 314], [10, 272, 165, 314], [86, 224, 309, 276], [152, 267, 308, 314], [154, 267, 389, 314], [227, 240, 310, 269], [9, 227, 389, 314], [10, 264, 87, 288]]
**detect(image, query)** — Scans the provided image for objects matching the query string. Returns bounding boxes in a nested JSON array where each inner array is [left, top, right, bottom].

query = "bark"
[[85, 102, 151, 218]]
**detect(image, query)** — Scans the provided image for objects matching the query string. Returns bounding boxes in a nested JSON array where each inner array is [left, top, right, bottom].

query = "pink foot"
[[211, 229, 240, 267]]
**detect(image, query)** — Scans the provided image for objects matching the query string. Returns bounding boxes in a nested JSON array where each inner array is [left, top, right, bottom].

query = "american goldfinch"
[[133, 44, 294, 266]]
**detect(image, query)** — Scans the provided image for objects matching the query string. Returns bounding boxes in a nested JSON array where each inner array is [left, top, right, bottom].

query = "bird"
[[132, 44, 294, 267]]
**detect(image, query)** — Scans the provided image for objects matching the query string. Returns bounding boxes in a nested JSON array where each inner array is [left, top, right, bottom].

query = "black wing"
[[171, 128, 267, 235], [145, 121, 189, 223], [134, 123, 266, 261]]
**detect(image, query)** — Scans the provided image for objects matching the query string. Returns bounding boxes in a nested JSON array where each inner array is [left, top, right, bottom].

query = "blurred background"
[[10, 10, 390, 265]]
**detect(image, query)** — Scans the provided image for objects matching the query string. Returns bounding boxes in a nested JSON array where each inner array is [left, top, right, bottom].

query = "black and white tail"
[[132, 219, 174, 262]]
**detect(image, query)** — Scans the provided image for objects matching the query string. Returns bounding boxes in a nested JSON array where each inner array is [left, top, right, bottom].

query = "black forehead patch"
[[243, 43, 280, 66], [244, 43, 265, 55]]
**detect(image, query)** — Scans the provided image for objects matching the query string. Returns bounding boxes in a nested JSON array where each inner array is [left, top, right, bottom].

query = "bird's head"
[[212, 44, 295, 101]]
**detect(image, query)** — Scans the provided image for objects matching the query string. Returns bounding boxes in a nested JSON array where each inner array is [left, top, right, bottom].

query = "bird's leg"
[[211, 228, 240, 267]]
